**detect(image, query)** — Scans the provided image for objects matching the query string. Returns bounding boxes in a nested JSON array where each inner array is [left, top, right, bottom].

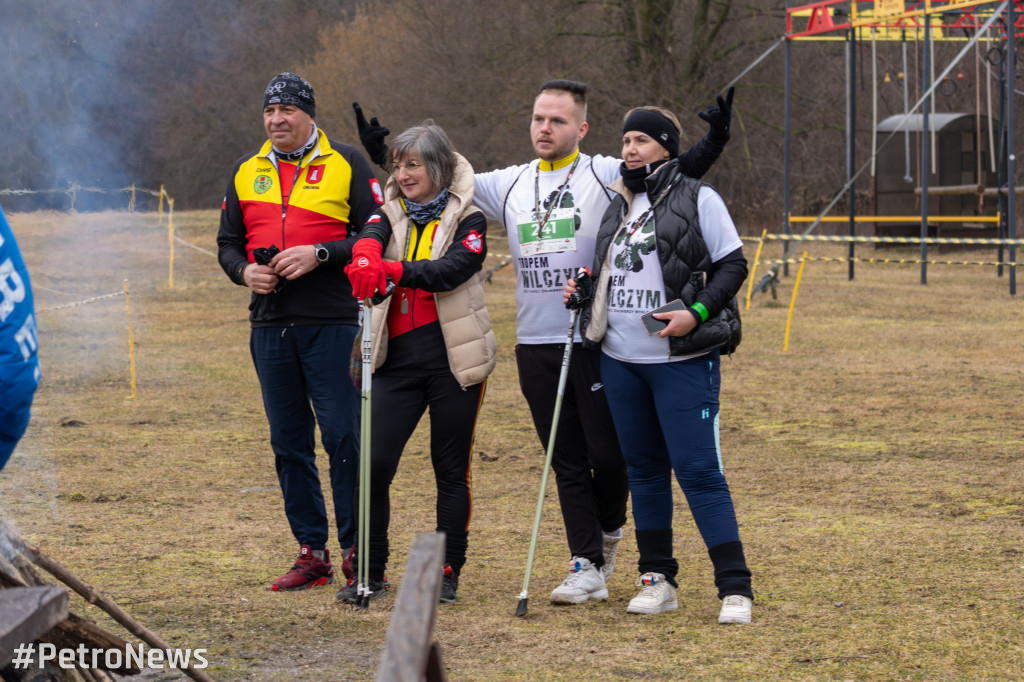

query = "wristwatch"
[[314, 243, 329, 264]]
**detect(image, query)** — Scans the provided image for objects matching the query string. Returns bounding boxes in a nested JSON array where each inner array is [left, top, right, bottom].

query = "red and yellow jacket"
[[217, 131, 383, 327]]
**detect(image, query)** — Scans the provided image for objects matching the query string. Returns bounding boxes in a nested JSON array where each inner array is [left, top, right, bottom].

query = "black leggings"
[[515, 344, 629, 566], [365, 371, 485, 579]]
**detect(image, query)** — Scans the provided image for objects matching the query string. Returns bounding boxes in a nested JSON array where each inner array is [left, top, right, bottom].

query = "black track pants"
[[365, 371, 484, 579], [515, 343, 629, 567]]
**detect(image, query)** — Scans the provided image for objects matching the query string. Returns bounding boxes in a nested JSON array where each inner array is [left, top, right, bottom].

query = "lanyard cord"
[[621, 170, 682, 244], [533, 154, 581, 229]]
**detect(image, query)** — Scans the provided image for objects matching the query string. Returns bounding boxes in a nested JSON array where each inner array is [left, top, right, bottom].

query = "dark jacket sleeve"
[[321, 142, 386, 266], [396, 211, 487, 292], [353, 210, 393, 250], [675, 132, 727, 181], [216, 155, 251, 286], [695, 246, 747, 320]]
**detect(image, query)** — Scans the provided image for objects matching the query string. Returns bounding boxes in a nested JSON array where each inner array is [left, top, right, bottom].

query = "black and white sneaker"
[[336, 576, 389, 604]]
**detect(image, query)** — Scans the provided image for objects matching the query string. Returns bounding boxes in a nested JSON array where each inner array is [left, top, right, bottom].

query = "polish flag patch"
[[370, 178, 384, 204], [367, 213, 382, 224], [462, 230, 484, 254]]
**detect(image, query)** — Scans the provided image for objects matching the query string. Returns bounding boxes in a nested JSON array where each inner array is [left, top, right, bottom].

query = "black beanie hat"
[[622, 108, 680, 158], [263, 72, 316, 119]]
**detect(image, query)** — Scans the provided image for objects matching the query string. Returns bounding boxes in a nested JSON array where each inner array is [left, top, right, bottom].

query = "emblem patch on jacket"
[[306, 165, 325, 184], [370, 178, 384, 204], [462, 230, 484, 254], [253, 175, 273, 194]]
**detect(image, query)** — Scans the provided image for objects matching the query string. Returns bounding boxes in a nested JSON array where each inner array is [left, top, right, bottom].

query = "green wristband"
[[691, 302, 709, 322]]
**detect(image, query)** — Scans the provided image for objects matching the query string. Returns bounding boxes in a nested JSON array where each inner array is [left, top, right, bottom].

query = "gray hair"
[[388, 121, 456, 193]]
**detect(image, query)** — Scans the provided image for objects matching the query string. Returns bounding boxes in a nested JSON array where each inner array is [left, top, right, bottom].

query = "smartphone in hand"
[[640, 299, 685, 336]]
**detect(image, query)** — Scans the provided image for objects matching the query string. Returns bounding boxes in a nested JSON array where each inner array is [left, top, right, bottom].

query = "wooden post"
[[375, 532, 447, 682], [168, 198, 175, 289], [124, 280, 136, 399], [0, 587, 68, 667], [21, 542, 216, 682]]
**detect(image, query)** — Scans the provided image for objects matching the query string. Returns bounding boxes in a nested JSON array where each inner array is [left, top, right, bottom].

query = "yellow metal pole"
[[124, 279, 137, 399], [783, 252, 808, 352], [746, 229, 767, 310], [168, 197, 175, 289], [158, 184, 165, 225]]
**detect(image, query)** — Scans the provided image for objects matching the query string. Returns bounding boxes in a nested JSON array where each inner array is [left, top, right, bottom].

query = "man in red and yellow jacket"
[[217, 72, 383, 591]]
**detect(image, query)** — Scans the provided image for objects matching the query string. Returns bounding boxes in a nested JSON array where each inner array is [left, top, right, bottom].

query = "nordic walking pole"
[[515, 267, 591, 618], [355, 282, 394, 609], [357, 297, 373, 609]]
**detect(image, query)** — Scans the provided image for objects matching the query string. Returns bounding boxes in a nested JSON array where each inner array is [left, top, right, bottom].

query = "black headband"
[[263, 72, 316, 119], [622, 109, 679, 158]]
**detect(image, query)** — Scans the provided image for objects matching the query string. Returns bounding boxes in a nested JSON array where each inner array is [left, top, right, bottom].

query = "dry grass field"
[[2, 209, 1023, 681]]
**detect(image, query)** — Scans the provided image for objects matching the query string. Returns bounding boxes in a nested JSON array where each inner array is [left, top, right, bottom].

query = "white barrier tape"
[[38, 290, 126, 313]]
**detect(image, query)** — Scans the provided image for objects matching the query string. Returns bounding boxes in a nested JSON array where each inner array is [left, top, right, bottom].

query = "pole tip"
[[515, 598, 528, 617]]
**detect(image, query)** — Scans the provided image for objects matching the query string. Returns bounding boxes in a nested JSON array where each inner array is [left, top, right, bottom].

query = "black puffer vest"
[[581, 158, 741, 356]]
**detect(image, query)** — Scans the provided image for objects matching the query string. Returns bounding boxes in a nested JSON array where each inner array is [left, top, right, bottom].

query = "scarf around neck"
[[273, 127, 319, 162], [403, 188, 451, 225], [620, 158, 669, 194]]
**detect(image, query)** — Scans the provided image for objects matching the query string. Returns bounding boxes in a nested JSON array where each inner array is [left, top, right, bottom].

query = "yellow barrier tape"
[[744, 233, 1024, 246], [756, 257, 1023, 267], [788, 215, 1000, 223]]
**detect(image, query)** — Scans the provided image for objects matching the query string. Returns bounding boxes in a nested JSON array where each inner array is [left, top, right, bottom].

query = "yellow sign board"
[[875, 0, 903, 17]]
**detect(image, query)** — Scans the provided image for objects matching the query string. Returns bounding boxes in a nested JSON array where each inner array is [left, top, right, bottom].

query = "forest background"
[[4, 0, 1021, 224]]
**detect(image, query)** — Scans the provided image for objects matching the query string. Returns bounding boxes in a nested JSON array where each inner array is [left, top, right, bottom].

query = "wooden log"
[[20, 542, 216, 682], [0, 587, 68, 667], [43, 613, 140, 675], [375, 532, 448, 682]]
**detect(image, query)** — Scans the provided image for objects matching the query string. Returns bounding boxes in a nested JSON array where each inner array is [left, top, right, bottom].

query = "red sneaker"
[[271, 545, 335, 591], [339, 546, 356, 585]]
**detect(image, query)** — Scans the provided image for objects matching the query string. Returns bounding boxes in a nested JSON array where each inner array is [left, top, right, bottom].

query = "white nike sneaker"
[[550, 557, 608, 604], [626, 572, 678, 615], [718, 594, 753, 624], [601, 528, 622, 581]]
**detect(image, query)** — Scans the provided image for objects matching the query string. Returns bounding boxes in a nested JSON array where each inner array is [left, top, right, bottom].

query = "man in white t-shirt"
[[353, 80, 732, 605]]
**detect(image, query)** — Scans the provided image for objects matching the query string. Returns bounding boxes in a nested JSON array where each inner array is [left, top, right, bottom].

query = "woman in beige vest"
[[341, 122, 496, 604]]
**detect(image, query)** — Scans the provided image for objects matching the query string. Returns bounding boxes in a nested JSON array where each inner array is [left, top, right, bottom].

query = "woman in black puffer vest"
[[565, 103, 753, 625]]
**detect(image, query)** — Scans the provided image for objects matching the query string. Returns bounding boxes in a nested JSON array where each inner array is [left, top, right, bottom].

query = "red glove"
[[381, 260, 403, 285], [345, 238, 386, 300]]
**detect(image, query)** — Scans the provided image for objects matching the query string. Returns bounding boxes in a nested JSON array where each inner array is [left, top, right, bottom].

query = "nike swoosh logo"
[[591, 383, 603, 392]]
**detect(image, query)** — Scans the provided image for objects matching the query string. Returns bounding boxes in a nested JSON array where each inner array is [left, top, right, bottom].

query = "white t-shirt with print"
[[602, 185, 743, 364], [474, 152, 621, 344]]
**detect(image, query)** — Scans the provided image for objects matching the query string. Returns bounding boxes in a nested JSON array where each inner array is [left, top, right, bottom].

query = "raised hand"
[[353, 102, 390, 168], [698, 86, 735, 144]]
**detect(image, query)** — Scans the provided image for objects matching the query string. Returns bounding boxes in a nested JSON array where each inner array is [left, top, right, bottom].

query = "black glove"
[[353, 102, 390, 168], [252, 244, 285, 293], [698, 86, 734, 144], [565, 267, 594, 311]]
